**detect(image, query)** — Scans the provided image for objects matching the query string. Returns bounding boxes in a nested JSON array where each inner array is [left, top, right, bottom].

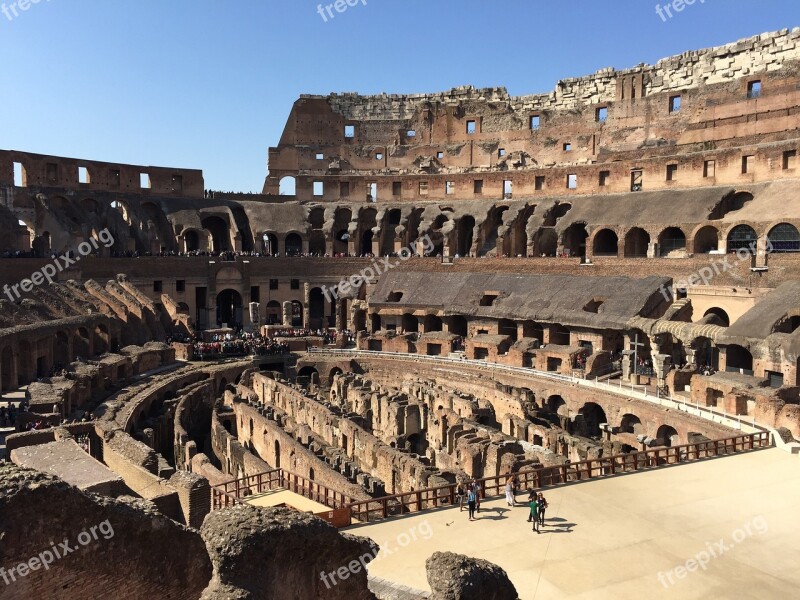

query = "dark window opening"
[[176, 280, 185, 293]]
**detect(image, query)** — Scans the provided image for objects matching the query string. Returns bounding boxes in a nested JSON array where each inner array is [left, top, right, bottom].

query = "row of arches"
[[587, 223, 799, 258], [544, 396, 681, 446]]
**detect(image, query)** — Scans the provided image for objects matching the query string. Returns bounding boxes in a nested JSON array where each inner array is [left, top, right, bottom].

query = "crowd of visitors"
[[186, 328, 356, 359]]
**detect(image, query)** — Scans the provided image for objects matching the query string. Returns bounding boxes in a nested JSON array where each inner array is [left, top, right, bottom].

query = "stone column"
[[281, 301, 292, 327], [303, 283, 311, 328]]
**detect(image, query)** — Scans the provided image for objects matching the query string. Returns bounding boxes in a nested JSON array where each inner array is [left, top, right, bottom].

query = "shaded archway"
[[216, 289, 243, 328], [261, 233, 278, 256], [726, 344, 753, 373], [624, 228, 650, 257], [658, 227, 686, 256], [693, 226, 720, 254], [54, 331, 70, 368], [592, 229, 619, 257], [533, 228, 558, 256], [94, 325, 109, 355], [309, 231, 326, 256], [309, 288, 325, 329], [291, 300, 303, 327], [562, 223, 588, 258], [457, 215, 475, 257], [184, 229, 200, 252], [402, 314, 419, 333], [546, 395, 568, 416], [266, 301, 281, 325], [703, 307, 730, 327], [619, 413, 644, 435], [285, 233, 303, 256], [201, 216, 231, 253], [578, 402, 607, 438], [656, 425, 679, 447]]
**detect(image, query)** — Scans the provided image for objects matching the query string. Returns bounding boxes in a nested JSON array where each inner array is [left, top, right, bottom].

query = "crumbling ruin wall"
[[0, 463, 212, 600]]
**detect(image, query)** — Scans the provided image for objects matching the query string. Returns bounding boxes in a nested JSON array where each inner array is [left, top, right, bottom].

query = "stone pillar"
[[647, 242, 657, 258], [303, 283, 310, 328], [281, 301, 292, 327], [755, 236, 769, 267]]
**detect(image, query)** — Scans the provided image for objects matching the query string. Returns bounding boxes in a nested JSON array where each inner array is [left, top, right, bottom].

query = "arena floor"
[[347, 448, 800, 599]]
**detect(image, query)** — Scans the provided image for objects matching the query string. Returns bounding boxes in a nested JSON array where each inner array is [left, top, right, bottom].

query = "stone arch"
[[183, 228, 203, 252], [202, 216, 232, 253], [658, 227, 686, 256], [578, 402, 607, 438], [447, 315, 467, 337], [309, 207, 325, 230], [291, 300, 303, 327], [265, 301, 281, 325], [562, 223, 588, 258], [94, 324, 110, 355], [216, 289, 243, 328], [726, 224, 757, 253], [767, 223, 800, 253], [261, 232, 279, 256], [328, 367, 343, 385], [73, 327, 91, 359], [619, 413, 644, 435], [279, 176, 296, 196], [532, 228, 558, 256], [309, 288, 326, 329], [592, 228, 619, 257], [284, 232, 303, 256], [624, 227, 650, 257], [546, 395, 567, 416], [140, 202, 176, 253], [693, 225, 720, 254], [656, 424, 680, 447], [457, 215, 475, 257], [333, 208, 352, 255], [703, 307, 730, 327]]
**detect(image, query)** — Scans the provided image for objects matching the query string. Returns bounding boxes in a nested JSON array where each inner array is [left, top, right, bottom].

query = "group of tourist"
[[0, 405, 19, 428], [454, 475, 550, 533], [192, 335, 291, 359]]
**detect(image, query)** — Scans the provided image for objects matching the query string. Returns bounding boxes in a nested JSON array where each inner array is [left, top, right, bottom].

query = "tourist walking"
[[505, 475, 515, 507], [467, 487, 478, 521], [456, 482, 466, 511], [537, 492, 548, 527], [471, 479, 482, 513]]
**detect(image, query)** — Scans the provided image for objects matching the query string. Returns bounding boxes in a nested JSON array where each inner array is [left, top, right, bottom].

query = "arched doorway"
[[309, 288, 325, 329], [578, 402, 608, 438], [201, 216, 231, 253], [216, 290, 243, 329], [727, 225, 757, 253], [184, 229, 201, 252], [563, 223, 588, 258], [658, 227, 686, 256], [693, 226, 720, 254], [703, 307, 730, 327], [592, 229, 619, 257], [261, 233, 278, 256], [457, 216, 475, 256], [767, 223, 800, 253], [285, 233, 303, 256], [656, 425, 679, 447], [619, 414, 643, 435], [291, 300, 303, 327], [266, 301, 281, 325], [624, 228, 650, 257]]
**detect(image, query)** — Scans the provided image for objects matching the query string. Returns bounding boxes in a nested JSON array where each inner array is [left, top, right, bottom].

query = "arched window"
[[767, 223, 800, 253]]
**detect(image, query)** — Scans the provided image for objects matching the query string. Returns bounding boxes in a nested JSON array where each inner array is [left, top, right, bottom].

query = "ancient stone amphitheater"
[[2, 29, 800, 600]]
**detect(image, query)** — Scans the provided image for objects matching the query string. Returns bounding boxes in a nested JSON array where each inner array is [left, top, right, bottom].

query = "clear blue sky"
[[1, 0, 799, 192]]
